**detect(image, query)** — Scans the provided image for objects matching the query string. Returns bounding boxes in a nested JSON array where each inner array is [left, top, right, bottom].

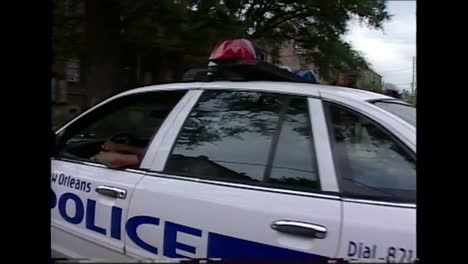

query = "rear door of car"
[[322, 101, 416, 263], [124, 89, 343, 261]]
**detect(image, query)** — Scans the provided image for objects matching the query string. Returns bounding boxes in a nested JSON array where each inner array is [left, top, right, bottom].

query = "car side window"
[[55, 91, 187, 168], [325, 102, 416, 203], [164, 91, 321, 193], [267, 97, 319, 190]]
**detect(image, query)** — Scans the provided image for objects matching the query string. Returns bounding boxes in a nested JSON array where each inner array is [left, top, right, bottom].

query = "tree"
[[408, 90, 417, 106], [53, 0, 390, 106], [52, 0, 123, 107], [84, 0, 124, 107], [218, 0, 390, 81], [52, 0, 84, 65]]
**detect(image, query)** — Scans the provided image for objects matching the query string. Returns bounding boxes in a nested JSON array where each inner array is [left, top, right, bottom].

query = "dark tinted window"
[[326, 103, 416, 203], [268, 98, 319, 190], [56, 91, 186, 163], [165, 91, 320, 192], [373, 101, 416, 127]]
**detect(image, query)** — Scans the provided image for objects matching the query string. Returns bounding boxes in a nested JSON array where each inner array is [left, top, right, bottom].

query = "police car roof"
[[119, 81, 392, 103]]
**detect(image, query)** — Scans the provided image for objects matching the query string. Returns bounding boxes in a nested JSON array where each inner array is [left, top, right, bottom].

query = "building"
[[52, 0, 87, 129], [273, 40, 382, 92], [356, 68, 383, 92], [275, 40, 326, 83]]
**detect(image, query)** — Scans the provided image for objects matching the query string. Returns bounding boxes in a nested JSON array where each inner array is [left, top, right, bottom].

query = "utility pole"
[[411, 56, 416, 96], [414, 56, 416, 95]]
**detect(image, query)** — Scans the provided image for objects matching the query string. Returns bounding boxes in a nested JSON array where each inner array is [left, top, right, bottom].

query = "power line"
[[380, 67, 412, 73], [383, 80, 412, 84], [382, 72, 412, 76]]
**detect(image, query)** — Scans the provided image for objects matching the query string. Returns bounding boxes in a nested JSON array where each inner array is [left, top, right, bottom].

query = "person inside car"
[[93, 139, 147, 169]]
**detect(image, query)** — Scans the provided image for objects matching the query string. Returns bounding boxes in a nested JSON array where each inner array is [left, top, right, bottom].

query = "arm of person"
[[94, 151, 140, 169], [102, 140, 146, 155]]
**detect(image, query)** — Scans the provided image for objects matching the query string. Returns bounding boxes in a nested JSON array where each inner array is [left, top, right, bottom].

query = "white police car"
[[51, 39, 416, 263]]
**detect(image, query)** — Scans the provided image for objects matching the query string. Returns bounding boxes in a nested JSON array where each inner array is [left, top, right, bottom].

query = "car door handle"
[[95, 186, 127, 199], [271, 220, 327, 239]]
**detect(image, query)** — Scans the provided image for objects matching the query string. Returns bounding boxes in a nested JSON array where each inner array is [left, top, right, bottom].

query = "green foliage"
[[408, 95, 417, 106], [53, 0, 390, 82], [235, 0, 390, 81], [52, 0, 84, 64]]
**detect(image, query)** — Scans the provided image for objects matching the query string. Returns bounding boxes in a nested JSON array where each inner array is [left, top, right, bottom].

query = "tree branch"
[[253, 9, 312, 38]]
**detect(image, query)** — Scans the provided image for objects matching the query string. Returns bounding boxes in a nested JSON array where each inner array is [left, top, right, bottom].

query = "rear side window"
[[164, 91, 320, 193], [267, 97, 319, 190], [325, 102, 416, 203], [373, 101, 416, 127]]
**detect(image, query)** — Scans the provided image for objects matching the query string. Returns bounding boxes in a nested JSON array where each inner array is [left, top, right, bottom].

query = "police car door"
[[323, 102, 416, 263], [124, 90, 342, 260], [51, 90, 189, 259]]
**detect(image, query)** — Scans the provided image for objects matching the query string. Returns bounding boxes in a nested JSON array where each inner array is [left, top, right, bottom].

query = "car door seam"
[[335, 198, 344, 257], [122, 172, 149, 255]]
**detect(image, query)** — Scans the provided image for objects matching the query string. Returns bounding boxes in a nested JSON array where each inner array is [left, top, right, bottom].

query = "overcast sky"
[[344, 1, 416, 92]]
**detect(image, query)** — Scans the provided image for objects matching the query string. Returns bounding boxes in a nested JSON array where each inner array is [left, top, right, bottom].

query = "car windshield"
[[373, 100, 416, 127]]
